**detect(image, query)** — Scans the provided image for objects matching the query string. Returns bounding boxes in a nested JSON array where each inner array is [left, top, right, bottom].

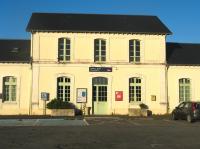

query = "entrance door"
[[92, 77, 108, 115]]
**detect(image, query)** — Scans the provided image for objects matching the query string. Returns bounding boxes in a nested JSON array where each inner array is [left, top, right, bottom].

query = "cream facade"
[[29, 32, 168, 115], [168, 66, 200, 112], [1, 13, 199, 115], [0, 64, 31, 115]]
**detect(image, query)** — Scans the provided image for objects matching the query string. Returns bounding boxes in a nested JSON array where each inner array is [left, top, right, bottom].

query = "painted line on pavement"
[[83, 119, 89, 126], [33, 119, 39, 126], [0, 119, 86, 126], [128, 120, 141, 126]]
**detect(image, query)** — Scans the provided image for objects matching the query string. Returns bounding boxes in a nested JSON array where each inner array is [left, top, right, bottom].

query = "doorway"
[[92, 77, 108, 115]]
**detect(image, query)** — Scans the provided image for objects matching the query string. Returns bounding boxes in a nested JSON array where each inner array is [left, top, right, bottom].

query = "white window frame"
[[58, 38, 71, 62], [129, 39, 140, 63]]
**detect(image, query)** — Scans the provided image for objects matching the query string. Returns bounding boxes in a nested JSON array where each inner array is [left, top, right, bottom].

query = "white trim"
[[54, 73, 75, 103], [0, 75, 21, 104], [127, 73, 146, 107], [90, 73, 113, 114]]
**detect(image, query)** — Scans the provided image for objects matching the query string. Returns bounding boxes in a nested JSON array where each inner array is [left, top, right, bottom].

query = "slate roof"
[[26, 13, 172, 34], [166, 42, 200, 65], [0, 39, 30, 63]]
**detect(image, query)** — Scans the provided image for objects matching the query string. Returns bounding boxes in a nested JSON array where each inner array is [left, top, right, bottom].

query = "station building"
[[0, 13, 200, 115]]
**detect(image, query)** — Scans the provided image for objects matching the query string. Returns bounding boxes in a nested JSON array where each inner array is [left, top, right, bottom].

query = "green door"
[[92, 77, 108, 115]]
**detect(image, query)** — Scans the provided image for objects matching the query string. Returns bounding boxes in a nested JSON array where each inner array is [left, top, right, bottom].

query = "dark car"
[[172, 101, 200, 123]]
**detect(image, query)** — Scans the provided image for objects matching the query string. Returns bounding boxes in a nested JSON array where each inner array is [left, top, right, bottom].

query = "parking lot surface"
[[0, 118, 87, 126], [0, 116, 200, 149]]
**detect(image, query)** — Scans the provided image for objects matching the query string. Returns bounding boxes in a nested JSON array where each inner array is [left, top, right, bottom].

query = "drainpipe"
[[29, 33, 34, 115], [164, 35, 170, 114], [166, 64, 169, 114]]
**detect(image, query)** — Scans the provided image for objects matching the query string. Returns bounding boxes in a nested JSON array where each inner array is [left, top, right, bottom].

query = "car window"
[[184, 103, 190, 108], [196, 103, 200, 109], [178, 103, 185, 108]]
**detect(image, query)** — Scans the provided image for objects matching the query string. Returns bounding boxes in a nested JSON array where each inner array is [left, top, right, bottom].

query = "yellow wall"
[[30, 64, 167, 115], [0, 64, 31, 115], [168, 66, 200, 112], [30, 32, 167, 115], [0, 32, 170, 115], [32, 32, 166, 64]]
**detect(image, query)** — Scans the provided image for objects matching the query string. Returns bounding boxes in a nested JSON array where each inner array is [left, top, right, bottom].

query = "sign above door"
[[89, 67, 112, 72]]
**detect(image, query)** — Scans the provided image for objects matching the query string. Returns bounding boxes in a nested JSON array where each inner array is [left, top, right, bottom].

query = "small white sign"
[[41, 92, 49, 101], [77, 88, 87, 103]]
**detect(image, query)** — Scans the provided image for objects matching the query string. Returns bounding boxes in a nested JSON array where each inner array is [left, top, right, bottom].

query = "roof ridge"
[[31, 12, 157, 17], [0, 39, 30, 41], [27, 13, 172, 34]]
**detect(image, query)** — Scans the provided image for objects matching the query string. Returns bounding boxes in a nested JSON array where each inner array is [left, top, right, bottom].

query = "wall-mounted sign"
[[89, 67, 112, 72], [115, 91, 123, 101], [151, 95, 156, 101], [77, 88, 87, 103], [41, 92, 49, 101]]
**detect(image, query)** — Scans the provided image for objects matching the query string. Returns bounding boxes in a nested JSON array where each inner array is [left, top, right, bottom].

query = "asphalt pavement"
[[0, 118, 87, 126], [0, 116, 200, 149]]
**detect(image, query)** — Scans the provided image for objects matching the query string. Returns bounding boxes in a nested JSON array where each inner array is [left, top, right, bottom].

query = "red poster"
[[115, 91, 123, 101]]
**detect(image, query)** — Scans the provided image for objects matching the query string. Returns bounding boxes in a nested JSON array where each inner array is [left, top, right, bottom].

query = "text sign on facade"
[[41, 92, 49, 101], [89, 67, 112, 72], [115, 91, 123, 101], [77, 88, 87, 103]]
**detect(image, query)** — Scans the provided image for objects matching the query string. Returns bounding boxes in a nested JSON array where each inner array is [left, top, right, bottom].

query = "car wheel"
[[172, 113, 178, 120], [187, 115, 193, 123]]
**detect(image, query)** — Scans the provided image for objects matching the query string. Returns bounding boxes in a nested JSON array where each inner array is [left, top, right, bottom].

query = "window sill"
[[58, 61, 71, 64], [2, 101, 17, 104], [129, 101, 142, 104], [129, 62, 141, 64], [94, 62, 106, 64], [129, 101, 142, 108]]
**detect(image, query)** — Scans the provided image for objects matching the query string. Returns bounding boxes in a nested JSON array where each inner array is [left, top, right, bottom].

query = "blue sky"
[[0, 0, 199, 43]]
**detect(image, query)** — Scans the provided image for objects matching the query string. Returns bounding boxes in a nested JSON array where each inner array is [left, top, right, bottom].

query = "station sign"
[[115, 91, 123, 101], [89, 67, 112, 72]]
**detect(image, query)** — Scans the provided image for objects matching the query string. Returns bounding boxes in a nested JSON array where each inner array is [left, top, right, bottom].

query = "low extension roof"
[[166, 42, 200, 65], [0, 39, 30, 63], [26, 13, 172, 35]]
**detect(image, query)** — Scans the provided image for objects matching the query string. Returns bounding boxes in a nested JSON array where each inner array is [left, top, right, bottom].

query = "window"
[[3, 76, 17, 101], [129, 39, 140, 62], [129, 77, 141, 102], [58, 38, 70, 62], [179, 78, 190, 102], [92, 77, 108, 102], [57, 77, 71, 101], [94, 39, 106, 62]]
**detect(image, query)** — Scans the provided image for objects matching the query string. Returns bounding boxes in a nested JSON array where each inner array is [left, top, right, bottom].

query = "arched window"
[[129, 39, 140, 62], [57, 77, 71, 101], [179, 78, 190, 102], [92, 77, 108, 102], [129, 77, 141, 102], [3, 76, 17, 101], [94, 39, 106, 62], [58, 38, 70, 62]]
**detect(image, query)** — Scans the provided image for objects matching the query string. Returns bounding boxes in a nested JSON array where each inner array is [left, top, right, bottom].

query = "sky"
[[0, 0, 200, 43]]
